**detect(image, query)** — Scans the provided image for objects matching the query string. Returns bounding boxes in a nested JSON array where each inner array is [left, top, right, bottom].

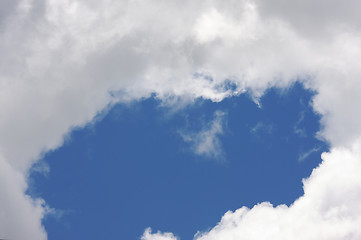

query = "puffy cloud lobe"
[[142, 228, 179, 240], [1, 0, 361, 239], [194, 142, 361, 240], [143, 142, 361, 240]]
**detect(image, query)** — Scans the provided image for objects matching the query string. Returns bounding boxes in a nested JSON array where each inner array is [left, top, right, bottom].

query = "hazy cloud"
[[298, 147, 321, 162], [180, 111, 226, 159], [293, 111, 307, 138], [250, 122, 274, 136]]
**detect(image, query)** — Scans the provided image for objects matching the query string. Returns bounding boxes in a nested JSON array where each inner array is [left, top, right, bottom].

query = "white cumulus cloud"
[[142, 228, 179, 240], [194, 141, 361, 240], [143, 141, 361, 240]]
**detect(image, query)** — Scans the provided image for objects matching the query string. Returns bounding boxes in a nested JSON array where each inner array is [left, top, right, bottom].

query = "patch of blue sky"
[[29, 82, 328, 240]]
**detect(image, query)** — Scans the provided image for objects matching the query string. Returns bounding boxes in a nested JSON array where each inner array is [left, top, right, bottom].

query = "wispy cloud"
[[293, 111, 307, 138], [250, 122, 274, 136], [298, 147, 321, 162], [179, 111, 226, 160]]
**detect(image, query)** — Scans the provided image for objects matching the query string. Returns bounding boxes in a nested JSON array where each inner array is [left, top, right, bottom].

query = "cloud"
[[298, 147, 321, 162], [143, 142, 361, 240], [250, 122, 274, 136], [1, 0, 361, 239], [194, 141, 361, 240], [141, 228, 179, 240], [293, 111, 307, 138], [180, 110, 226, 159], [0, 155, 47, 240]]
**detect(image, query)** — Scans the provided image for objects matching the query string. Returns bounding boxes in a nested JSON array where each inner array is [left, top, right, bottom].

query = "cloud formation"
[[194, 142, 361, 240], [1, 0, 361, 239], [180, 110, 226, 159], [142, 228, 179, 240], [143, 141, 361, 240]]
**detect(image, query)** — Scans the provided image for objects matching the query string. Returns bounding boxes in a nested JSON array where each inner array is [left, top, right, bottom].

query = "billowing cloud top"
[[1, 0, 361, 239]]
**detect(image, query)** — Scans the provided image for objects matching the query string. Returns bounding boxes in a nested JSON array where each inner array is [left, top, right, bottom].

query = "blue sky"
[[29, 83, 327, 239]]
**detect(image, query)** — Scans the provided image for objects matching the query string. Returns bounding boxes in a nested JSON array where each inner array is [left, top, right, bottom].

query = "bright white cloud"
[[1, 0, 361, 239], [180, 110, 226, 159], [142, 142, 361, 240], [142, 228, 179, 240], [194, 141, 361, 240]]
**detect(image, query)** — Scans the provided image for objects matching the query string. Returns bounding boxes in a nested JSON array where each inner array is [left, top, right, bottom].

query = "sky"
[[1, 1, 361, 240], [29, 84, 328, 240]]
